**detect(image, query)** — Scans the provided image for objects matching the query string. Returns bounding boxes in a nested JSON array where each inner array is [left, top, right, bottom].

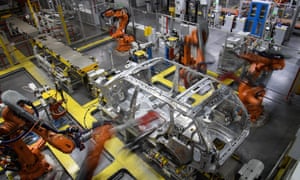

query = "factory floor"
[[1, 20, 300, 179]]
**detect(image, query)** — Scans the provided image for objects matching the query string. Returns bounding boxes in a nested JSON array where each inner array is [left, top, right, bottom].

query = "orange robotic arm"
[[181, 29, 207, 71], [238, 81, 266, 122], [0, 90, 112, 179], [240, 52, 285, 79], [102, 8, 135, 52], [103, 8, 129, 39], [76, 124, 113, 180], [179, 21, 209, 88], [180, 19, 209, 85], [0, 103, 75, 179]]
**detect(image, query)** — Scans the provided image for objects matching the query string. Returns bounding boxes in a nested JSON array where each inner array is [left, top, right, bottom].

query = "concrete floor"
[[0, 69, 41, 100]]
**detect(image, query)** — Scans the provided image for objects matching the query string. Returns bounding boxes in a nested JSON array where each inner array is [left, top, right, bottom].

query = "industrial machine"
[[238, 50, 284, 123], [0, 90, 112, 179], [6, 16, 100, 94], [129, 41, 153, 63], [180, 20, 208, 69], [218, 35, 285, 123], [102, 8, 135, 52], [175, 0, 186, 18], [27, 82, 67, 120], [245, 1, 270, 37], [218, 33, 248, 73], [185, 0, 199, 22], [37, 9, 80, 41], [94, 57, 250, 179], [238, 80, 266, 123], [161, 29, 179, 60], [221, 14, 235, 32], [178, 19, 209, 88], [32, 36, 99, 94], [240, 50, 285, 82]]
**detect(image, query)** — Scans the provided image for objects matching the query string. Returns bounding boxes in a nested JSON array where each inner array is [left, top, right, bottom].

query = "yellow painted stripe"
[[57, 5, 71, 45], [92, 161, 123, 179], [93, 137, 164, 180], [61, 90, 96, 128], [76, 36, 112, 52], [47, 145, 79, 179], [151, 66, 213, 106], [27, 0, 39, 28], [11, 47, 26, 61], [0, 61, 50, 86], [82, 98, 98, 109]]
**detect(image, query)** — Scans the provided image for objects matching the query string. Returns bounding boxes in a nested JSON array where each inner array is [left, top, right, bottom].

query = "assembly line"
[[0, 0, 299, 180]]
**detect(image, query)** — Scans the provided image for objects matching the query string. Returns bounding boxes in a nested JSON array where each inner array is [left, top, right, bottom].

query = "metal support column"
[[287, 67, 300, 101], [129, 0, 137, 39], [27, 0, 39, 29], [75, 2, 86, 40], [285, 0, 300, 41], [58, 4, 71, 45]]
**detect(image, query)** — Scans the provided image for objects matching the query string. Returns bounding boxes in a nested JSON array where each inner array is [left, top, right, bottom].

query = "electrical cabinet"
[[245, 1, 270, 37]]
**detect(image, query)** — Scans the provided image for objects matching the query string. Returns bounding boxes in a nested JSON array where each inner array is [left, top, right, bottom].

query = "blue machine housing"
[[245, 1, 270, 37]]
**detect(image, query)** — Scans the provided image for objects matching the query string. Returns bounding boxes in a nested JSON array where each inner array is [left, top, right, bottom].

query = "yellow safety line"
[[40, 89, 97, 129], [1, 14, 12, 19], [27, 0, 39, 28], [47, 146, 79, 179], [0, 62, 50, 87], [93, 137, 164, 180], [151, 66, 213, 106], [76, 36, 112, 52], [274, 156, 293, 180], [64, 92, 96, 128], [82, 98, 98, 109], [57, 5, 71, 45]]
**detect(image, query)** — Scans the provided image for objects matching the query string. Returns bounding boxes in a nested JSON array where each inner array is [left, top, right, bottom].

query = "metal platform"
[[33, 34, 98, 76], [6, 16, 99, 77], [6, 16, 39, 37]]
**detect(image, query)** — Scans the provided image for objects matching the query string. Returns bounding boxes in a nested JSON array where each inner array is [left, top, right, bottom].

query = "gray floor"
[[0, 68, 41, 100]]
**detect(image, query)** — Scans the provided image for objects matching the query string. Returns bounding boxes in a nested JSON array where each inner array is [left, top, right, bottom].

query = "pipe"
[[166, 16, 168, 34]]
